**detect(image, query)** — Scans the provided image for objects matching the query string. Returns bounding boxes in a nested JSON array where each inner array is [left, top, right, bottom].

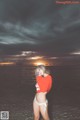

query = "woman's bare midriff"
[[35, 92, 47, 103]]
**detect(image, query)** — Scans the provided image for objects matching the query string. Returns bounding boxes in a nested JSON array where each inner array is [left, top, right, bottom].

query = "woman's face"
[[37, 69, 44, 76]]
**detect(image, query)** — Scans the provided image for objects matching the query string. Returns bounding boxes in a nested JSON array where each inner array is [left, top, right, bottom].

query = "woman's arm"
[[47, 75, 53, 92]]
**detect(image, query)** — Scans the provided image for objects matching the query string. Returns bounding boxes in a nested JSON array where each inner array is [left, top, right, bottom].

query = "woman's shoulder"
[[36, 75, 42, 79], [46, 74, 52, 77], [36, 75, 41, 78], [46, 74, 52, 80]]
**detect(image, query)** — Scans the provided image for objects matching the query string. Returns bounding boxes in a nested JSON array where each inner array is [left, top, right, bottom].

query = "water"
[[0, 64, 80, 120]]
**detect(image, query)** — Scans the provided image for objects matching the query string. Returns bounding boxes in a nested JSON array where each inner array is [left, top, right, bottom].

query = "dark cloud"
[[0, 0, 80, 56]]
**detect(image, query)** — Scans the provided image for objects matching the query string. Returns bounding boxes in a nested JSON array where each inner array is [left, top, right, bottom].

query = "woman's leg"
[[33, 97, 40, 120], [40, 102, 50, 120]]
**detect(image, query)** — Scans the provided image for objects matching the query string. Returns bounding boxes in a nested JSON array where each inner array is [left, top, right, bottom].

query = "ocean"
[[0, 65, 80, 120]]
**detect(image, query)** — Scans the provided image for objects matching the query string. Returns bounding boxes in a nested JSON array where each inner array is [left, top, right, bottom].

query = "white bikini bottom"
[[34, 96, 48, 112]]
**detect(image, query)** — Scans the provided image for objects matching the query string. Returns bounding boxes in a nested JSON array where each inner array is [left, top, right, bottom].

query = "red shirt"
[[35, 75, 52, 93]]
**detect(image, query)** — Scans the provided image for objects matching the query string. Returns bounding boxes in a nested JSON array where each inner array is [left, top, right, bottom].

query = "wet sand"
[[0, 65, 80, 120], [0, 84, 80, 120]]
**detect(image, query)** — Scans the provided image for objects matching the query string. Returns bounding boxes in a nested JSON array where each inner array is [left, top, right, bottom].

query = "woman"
[[33, 65, 53, 120]]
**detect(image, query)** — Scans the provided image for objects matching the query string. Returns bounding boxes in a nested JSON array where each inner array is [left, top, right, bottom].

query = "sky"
[[0, 0, 80, 65]]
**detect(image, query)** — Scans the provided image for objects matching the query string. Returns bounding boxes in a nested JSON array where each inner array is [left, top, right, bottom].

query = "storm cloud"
[[0, 0, 80, 56]]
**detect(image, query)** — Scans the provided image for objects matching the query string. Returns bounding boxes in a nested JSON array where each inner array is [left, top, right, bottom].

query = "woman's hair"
[[35, 65, 50, 76]]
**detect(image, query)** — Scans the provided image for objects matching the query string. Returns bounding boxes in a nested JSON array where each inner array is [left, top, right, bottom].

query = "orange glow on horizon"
[[0, 62, 15, 66], [33, 60, 49, 66]]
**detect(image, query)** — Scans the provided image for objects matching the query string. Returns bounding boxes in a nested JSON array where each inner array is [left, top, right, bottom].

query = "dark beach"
[[0, 65, 80, 120]]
